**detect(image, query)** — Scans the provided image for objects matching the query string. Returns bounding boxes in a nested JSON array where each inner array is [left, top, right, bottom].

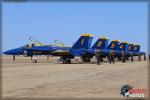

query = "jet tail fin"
[[133, 44, 140, 52], [91, 37, 109, 50], [71, 34, 93, 49], [127, 43, 134, 52], [118, 42, 129, 51], [107, 40, 120, 50]]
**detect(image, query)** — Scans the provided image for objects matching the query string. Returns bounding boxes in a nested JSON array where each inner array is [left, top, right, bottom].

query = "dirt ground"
[[1, 56, 149, 99]]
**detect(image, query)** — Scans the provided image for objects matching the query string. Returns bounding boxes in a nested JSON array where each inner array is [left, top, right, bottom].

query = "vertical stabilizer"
[[91, 37, 109, 50], [107, 40, 120, 51], [72, 34, 93, 49]]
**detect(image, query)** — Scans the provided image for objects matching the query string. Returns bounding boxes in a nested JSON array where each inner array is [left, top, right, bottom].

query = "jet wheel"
[[57, 59, 61, 62], [67, 59, 71, 64], [33, 60, 37, 63], [86, 58, 91, 62], [82, 57, 91, 63], [62, 59, 71, 64]]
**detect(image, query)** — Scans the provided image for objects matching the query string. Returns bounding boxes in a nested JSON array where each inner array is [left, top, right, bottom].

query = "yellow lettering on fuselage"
[[97, 41, 102, 47], [111, 43, 115, 48], [134, 47, 137, 50], [120, 45, 123, 49], [81, 39, 84, 45], [128, 46, 131, 50]]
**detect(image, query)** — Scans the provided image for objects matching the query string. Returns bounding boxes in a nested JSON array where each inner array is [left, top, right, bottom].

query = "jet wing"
[[51, 50, 70, 56]]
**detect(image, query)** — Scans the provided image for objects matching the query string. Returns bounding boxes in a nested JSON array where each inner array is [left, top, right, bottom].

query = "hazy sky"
[[2, 2, 148, 52]]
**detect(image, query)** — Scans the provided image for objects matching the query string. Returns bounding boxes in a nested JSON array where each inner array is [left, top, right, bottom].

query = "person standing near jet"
[[108, 52, 115, 64]]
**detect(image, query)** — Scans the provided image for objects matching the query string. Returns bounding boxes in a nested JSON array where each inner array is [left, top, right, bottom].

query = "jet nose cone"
[[3, 50, 14, 55], [3, 50, 11, 54], [3, 48, 24, 55]]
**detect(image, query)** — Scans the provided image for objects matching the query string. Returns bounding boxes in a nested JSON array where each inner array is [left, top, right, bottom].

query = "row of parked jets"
[[3, 34, 146, 64]]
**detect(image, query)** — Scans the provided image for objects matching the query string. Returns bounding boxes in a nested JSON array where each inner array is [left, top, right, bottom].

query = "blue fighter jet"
[[86, 37, 120, 64], [126, 43, 146, 62], [3, 34, 146, 64], [25, 34, 93, 63], [3, 34, 94, 63], [3, 37, 65, 62], [115, 42, 146, 62], [114, 41, 130, 62]]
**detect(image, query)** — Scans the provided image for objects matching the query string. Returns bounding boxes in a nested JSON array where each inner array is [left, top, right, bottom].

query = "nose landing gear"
[[32, 59, 37, 63], [57, 56, 72, 64]]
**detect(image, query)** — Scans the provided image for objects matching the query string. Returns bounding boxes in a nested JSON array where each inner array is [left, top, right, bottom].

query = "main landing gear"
[[57, 56, 72, 64], [32, 57, 37, 63], [138, 53, 146, 61], [81, 57, 91, 63], [62, 59, 71, 64], [32, 59, 37, 63]]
